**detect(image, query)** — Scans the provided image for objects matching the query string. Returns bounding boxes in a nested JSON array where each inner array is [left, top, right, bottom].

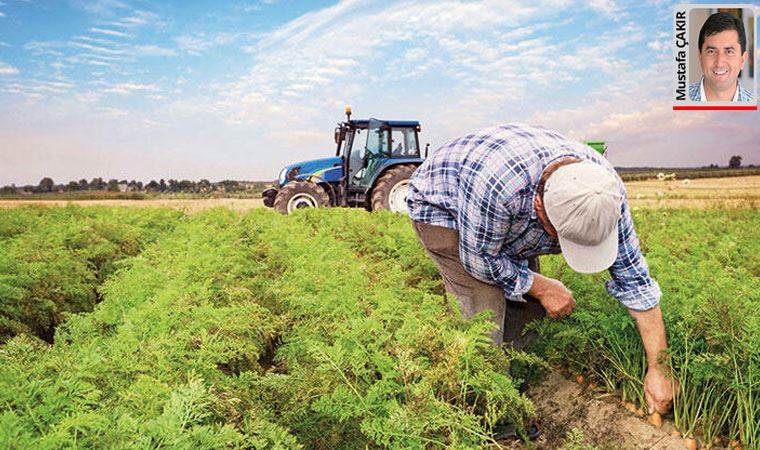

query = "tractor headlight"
[[278, 168, 288, 185]]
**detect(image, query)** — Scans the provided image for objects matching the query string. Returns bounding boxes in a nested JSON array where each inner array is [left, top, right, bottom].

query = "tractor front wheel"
[[371, 165, 417, 214], [274, 181, 330, 215]]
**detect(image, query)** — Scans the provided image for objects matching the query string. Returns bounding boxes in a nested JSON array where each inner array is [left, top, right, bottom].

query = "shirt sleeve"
[[456, 164, 534, 301], [606, 198, 661, 311]]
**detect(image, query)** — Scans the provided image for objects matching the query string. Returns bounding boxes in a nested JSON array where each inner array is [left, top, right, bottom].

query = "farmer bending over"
[[407, 123, 675, 415]]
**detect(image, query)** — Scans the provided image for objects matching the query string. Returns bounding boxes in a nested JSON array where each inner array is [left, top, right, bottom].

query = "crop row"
[[1, 208, 534, 449], [0, 206, 183, 344]]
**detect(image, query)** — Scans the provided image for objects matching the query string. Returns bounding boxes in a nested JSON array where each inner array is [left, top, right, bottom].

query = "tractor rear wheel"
[[274, 181, 330, 215], [371, 165, 417, 213]]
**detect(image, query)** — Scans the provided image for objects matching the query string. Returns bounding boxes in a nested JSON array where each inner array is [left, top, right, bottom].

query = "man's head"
[[697, 12, 749, 98], [535, 159, 623, 273]]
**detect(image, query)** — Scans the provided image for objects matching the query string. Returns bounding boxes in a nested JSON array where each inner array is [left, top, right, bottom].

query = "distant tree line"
[[0, 177, 272, 196]]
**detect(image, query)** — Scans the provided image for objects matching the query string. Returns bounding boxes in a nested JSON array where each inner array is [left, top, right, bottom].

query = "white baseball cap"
[[543, 160, 623, 273]]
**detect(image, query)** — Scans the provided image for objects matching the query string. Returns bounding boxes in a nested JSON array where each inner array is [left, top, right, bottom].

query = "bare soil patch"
[[500, 370, 690, 450]]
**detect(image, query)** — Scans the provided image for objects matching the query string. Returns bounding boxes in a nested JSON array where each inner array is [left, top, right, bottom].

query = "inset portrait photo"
[[688, 7, 755, 102]]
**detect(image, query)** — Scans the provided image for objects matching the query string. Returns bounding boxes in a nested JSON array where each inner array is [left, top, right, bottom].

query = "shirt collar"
[[699, 77, 740, 101]]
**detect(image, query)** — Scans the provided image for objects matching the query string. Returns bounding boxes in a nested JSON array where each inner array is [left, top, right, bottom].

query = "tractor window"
[[391, 128, 419, 157], [347, 129, 364, 181], [366, 123, 389, 158], [353, 119, 389, 187]]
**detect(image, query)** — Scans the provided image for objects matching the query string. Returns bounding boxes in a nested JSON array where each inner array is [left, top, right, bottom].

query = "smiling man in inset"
[[689, 12, 753, 102]]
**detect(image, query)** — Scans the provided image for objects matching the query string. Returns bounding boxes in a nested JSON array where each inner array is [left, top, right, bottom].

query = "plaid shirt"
[[408, 123, 661, 311], [688, 78, 754, 102]]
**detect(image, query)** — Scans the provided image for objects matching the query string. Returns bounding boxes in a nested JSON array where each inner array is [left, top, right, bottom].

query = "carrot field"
[[0, 204, 757, 449]]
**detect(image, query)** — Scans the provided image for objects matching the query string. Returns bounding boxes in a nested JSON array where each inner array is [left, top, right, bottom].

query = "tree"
[[729, 155, 742, 169], [78, 179, 89, 190], [219, 180, 240, 192], [36, 177, 55, 193], [178, 179, 194, 192], [106, 179, 119, 192], [146, 180, 159, 192], [159, 179, 167, 192], [90, 177, 105, 190], [66, 181, 80, 191]]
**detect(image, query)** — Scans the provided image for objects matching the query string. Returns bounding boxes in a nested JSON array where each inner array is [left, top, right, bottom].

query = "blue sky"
[[1, 0, 758, 185]]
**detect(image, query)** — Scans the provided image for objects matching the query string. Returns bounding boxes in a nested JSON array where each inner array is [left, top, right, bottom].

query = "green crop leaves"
[[1, 206, 756, 448], [535, 208, 759, 448]]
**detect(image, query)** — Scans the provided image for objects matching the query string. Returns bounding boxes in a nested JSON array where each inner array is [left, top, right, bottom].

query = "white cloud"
[[71, 0, 128, 16], [0, 11, 6, 18], [133, 45, 176, 57], [90, 27, 132, 38], [215, 0, 583, 133], [0, 62, 18, 75], [100, 82, 160, 94], [70, 41, 125, 55], [175, 32, 240, 54], [104, 10, 157, 28], [586, 0, 619, 17]]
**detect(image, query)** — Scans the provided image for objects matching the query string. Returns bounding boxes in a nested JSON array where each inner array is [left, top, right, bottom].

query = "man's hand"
[[629, 304, 678, 414], [528, 273, 576, 318], [644, 366, 678, 414]]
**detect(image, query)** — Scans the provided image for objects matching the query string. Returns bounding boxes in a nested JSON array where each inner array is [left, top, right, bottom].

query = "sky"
[[0, 0, 758, 185]]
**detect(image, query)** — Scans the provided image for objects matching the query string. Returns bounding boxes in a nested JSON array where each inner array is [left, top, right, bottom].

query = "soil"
[[498, 370, 689, 450]]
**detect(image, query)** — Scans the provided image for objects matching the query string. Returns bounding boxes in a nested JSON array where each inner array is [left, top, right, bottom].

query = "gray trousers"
[[412, 221, 545, 348]]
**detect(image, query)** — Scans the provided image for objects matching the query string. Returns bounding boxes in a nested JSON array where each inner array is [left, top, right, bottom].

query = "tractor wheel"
[[371, 164, 417, 213], [273, 181, 330, 215]]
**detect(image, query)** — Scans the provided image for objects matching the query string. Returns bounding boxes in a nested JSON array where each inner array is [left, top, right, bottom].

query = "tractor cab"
[[335, 112, 424, 208]]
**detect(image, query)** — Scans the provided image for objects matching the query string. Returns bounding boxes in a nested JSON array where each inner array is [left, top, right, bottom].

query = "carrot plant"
[[0, 208, 535, 448], [1, 205, 756, 448], [0, 206, 183, 343], [534, 208, 759, 447]]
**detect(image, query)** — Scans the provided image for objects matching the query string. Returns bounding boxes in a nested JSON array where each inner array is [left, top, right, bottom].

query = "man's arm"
[[607, 198, 676, 413], [629, 304, 676, 414]]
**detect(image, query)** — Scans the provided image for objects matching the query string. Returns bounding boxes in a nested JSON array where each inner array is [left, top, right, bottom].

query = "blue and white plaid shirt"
[[688, 78, 754, 102], [408, 123, 661, 311]]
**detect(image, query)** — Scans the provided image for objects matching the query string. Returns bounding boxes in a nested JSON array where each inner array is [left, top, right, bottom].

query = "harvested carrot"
[[576, 375, 584, 385], [635, 407, 645, 417], [647, 412, 662, 428], [624, 402, 637, 414], [729, 440, 741, 450], [671, 430, 682, 438], [683, 437, 697, 450], [588, 382, 598, 390]]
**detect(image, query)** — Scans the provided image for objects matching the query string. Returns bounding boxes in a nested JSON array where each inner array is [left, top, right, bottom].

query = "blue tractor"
[[262, 107, 427, 214]]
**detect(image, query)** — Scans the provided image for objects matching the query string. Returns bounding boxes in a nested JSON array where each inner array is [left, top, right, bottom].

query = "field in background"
[[2, 176, 759, 212], [617, 166, 760, 182], [625, 175, 760, 208]]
